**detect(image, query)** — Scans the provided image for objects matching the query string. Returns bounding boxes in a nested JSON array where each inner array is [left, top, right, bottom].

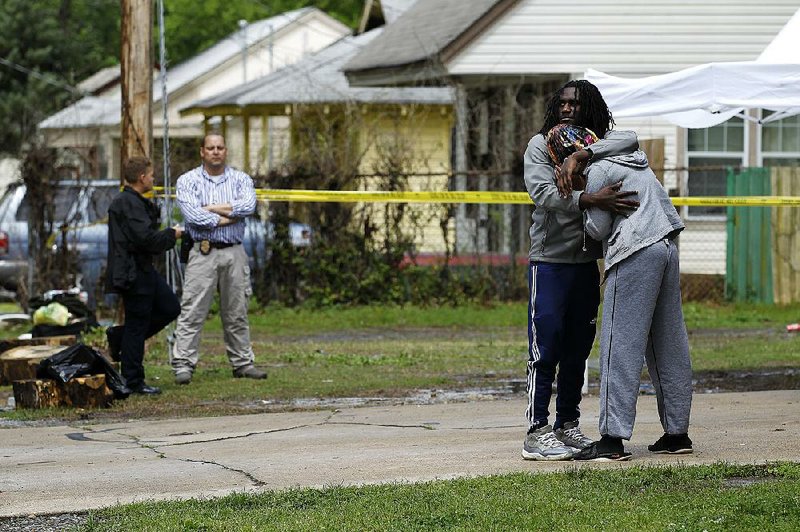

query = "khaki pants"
[[172, 244, 254, 373]]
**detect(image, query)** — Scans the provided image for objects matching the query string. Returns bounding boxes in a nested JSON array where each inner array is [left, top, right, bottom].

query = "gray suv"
[[0, 180, 311, 309]]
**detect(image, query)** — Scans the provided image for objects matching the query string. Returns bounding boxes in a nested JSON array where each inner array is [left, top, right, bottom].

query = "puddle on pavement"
[[241, 368, 799, 410], [1, 368, 796, 418], [692, 368, 800, 393]]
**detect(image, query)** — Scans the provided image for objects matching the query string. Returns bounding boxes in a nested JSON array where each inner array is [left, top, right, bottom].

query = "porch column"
[[454, 83, 471, 254], [243, 113, 251, 174]]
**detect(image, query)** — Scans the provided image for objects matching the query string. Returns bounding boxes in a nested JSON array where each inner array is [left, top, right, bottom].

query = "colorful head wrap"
[[546, 124, 599, 165]]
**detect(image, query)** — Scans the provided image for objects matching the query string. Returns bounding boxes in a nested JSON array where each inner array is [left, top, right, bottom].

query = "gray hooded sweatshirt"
[[583, 150, 684, 272], [523, 130, 639, 263]]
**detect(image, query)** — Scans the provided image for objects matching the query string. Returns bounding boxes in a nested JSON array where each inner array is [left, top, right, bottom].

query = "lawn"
[[80, 462, 800, 531], [1, 301, 798, 421]]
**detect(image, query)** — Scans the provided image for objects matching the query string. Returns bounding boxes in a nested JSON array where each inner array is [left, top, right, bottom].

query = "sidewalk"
[[1, 389, 798, 517]]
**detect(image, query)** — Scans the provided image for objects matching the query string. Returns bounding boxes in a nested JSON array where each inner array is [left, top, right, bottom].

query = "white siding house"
[[345, 0, 799, 274]]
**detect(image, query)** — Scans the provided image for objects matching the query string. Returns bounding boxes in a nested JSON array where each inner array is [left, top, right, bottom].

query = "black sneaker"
[[648, 433, 693, 454], [573, 436, 632, 462]]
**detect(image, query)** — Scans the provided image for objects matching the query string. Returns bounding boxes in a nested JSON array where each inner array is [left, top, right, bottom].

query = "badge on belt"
[[199, 239, 211, 255]]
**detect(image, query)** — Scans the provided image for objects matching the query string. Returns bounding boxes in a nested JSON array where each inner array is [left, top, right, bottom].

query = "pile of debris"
[[0, 289, 129, 410], [0, 338, 129, 409]]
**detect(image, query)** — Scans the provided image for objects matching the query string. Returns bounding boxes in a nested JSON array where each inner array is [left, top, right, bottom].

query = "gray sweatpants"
[[172, 244, 255, 373], [598, 238, 692, 440]]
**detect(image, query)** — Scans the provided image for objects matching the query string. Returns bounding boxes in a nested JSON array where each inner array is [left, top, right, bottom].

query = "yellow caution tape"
[[255, 190, 532, 204], [154, 187, 800, 207], [669, 196, 800, 207]]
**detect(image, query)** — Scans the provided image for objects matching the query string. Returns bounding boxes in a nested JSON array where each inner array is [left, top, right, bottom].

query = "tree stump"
[[62, 375, 113, 408], [0, 345, 68, 385], [12, 374, 112, 409], [0, 335, 77, 355], [11, 379, 63, 409]]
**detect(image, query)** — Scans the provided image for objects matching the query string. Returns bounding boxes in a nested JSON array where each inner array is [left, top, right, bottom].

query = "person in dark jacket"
[[105, 157, 183, 395]]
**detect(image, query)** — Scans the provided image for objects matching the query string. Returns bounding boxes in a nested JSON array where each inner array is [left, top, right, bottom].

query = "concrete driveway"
[[1, 389, 798, 517]]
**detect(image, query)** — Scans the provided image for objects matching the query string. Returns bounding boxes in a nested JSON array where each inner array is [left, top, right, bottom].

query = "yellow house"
[[180, 28, 455, 255]]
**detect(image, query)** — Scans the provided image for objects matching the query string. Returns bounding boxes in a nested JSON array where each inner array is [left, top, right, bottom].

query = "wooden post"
[[120, 0, 153, 179]]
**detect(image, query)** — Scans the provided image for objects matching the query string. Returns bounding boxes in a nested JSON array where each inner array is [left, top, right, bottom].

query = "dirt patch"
[[692, 368, 800, 393]]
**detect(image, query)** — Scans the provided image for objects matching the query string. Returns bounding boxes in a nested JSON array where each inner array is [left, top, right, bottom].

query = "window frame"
[[683, 118, 748, 221], [759, 110, 800, 166]]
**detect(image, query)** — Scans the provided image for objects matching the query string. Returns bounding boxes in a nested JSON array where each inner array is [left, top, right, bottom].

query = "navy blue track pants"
[[526, 261, 600, 430]]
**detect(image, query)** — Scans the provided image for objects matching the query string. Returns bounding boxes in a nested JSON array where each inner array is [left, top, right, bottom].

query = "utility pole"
[[120, 0, 153, 181]]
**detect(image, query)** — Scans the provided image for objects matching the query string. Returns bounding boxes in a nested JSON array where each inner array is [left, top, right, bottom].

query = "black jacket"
[[105, 187, 177, 294]]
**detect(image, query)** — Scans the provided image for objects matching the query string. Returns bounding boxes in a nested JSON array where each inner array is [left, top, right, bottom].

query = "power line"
[[0, 56, 86, 96]]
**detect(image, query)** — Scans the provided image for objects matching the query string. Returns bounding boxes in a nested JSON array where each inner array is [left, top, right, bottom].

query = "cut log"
[[0, 345, 68, 385], [12, 379, 63, 409], [62, 374, 113, 408], [12, 374, 112, 409]]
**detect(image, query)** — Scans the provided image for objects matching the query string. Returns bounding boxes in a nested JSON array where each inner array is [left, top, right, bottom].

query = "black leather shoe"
[[131, 384, 161, 395]]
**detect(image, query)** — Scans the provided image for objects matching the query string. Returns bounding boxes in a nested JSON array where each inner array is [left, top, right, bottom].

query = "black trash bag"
[[36, 343, 131, 399], [29, 292, 100, 338]]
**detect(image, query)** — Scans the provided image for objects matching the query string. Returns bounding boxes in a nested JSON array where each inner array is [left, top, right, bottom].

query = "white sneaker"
[[522, 424, 574, 461]]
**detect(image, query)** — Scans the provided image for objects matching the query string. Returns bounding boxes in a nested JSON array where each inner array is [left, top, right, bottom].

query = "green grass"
[[80, 463, 800, 531], [1, 301, 798, 421], [0, 302, 23, 314], [206, 302, 528, 335], [682, 301, 800, 330]]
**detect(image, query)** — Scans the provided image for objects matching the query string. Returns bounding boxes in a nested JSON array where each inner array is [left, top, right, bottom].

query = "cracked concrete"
[[1, 390, 798, 517]]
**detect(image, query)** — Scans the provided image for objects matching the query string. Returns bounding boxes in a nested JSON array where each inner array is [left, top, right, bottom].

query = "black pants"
[[120, 269, 180, 389]]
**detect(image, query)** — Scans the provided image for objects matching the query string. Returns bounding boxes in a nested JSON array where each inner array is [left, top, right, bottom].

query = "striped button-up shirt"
[[176, 165, 257, 244]]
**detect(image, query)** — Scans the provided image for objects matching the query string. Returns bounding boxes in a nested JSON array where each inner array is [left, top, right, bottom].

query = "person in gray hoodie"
[[521, 80, 640, 461], [545, 124, 694, 462]]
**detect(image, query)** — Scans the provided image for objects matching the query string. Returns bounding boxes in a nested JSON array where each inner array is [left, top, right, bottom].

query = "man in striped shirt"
[[172, 133, 266, 384]]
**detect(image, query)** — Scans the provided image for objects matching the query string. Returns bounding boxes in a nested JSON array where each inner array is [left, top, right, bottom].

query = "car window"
[[16, 186, 81, 222], [87, 187, 116, 222]]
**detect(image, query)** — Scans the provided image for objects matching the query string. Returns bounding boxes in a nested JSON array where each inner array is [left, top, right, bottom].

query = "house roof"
[[381, 0, 418, 25], [39, 96, 120, 129], [181, 28, 453, 115], [40, 8, 339, 130], [344, 0, 516, 86], [76, 65, 121, 95]]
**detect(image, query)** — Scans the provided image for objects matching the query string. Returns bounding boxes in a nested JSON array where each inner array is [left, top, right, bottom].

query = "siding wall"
[[448, 0, 799, 76], [359, 109, 455, 254]]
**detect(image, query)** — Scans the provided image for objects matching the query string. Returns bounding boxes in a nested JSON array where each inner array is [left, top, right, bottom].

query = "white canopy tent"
[[585, 8, 800, 129]]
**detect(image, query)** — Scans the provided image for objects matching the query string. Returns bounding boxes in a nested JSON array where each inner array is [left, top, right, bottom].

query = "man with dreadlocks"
[[521, 80, 640, 461]]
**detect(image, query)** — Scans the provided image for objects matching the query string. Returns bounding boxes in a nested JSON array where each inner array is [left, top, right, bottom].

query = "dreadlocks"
[[538, 80, 615, 138]]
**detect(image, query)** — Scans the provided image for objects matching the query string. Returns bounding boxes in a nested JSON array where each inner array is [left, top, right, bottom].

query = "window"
[[16, 186, 81, 223], [686, 118, 745, 217], [87, 187, 116, 223], [762, 112, 800, 167]]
